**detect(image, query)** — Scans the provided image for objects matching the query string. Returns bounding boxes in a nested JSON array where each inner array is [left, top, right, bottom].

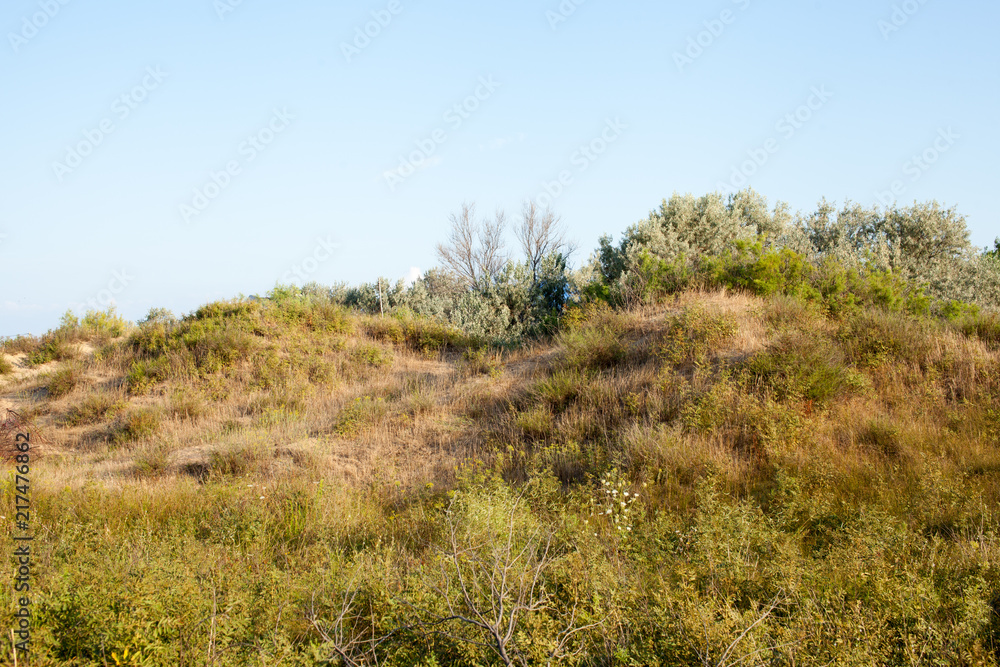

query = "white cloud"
[[480, 133, 526, 151], [404, 266, 421, 286]]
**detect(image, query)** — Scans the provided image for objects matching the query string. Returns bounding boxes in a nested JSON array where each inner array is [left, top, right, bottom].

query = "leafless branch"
[[516, 201, 575, 284], [436, 203, 509, 287]]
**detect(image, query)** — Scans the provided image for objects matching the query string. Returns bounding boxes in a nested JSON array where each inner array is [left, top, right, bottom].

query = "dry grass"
[[2, 289, 997, 513]]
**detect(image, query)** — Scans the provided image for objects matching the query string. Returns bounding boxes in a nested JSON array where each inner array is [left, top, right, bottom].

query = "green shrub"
[[0, 355, 12, 375], [705, 242, 818, 299], [954, 311, 1000, 349], [64, 393, 126, 426], [559, 305, 629, 370], [403, 317, 473, 353], [365, 318, 406, 345], [79, 308, 131, 340], [47, 366, 80, 398], [180, 321, 255, 372], [169, 390, 207, 420], [660, 307, 738, 369], [307, 360, 336, 385], [460, 347, 502, 376], [740, 332, 866, 404], [109, 409, 161, 444], [334, 396, 388, 437], [352, 344, 392, 368], [27, 333, 74, 367], [125, 356, 175, 394], [838, 309, 934, 368], [0, 334, 39, 355]]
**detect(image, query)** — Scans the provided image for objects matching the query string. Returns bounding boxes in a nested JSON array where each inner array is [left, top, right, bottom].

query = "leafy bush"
[[108, 409, 161, 445], [138, 307, 177, 327], [27, 333, 75, 367], [740, 331, 865, 404], [0, 334, 39, 355], [334, 396, 388, 437], [660, 307, 738, 369], [459, 347, 502, 377], [352, 344, 393, 368], [953, 310, 1000, 349], [125, 357, 176, 394], [592, 189, 998, 313], [64, 393, 126, 426], [559, 304, 630, 370], [79, 308, 131, 340], [0, 355, 12, 375], [168, 390, 207, 420], [46, 366, 80, 398]]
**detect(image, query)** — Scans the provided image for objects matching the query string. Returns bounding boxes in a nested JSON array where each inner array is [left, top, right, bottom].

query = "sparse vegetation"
[[2, 191, 1000, 664]]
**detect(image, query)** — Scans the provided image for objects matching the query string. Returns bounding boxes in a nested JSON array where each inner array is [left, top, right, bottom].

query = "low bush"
[[168, 390, 207, 421], [660, 307, 738, 370], [109, 409, 161, 445], [334, 396, 388, 437], [46, 366, 80, 398], [955, 310, 1000, 349], [27, 333, 75, 367], [559, 304, 631, 370], [739, 331, 865, 404], [352, 344, 393, 368], [64, 393, 126, 426]]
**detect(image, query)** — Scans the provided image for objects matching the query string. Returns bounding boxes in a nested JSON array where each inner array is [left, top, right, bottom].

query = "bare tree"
[[308, 567, 397, 666], [478, 207, 508, 285], [516, 201, 574, 285], [417, 495, 602, 666], [436, 203, 509, 287]]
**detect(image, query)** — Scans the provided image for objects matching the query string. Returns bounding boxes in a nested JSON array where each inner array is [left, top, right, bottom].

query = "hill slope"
[[1, 288, 999, 665]]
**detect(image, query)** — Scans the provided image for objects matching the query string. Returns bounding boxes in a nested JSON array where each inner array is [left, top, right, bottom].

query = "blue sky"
[[1, 0, 997, 337]]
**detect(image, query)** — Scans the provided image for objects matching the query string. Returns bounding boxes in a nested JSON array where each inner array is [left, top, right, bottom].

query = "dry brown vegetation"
[[1, 288, 999, 665]]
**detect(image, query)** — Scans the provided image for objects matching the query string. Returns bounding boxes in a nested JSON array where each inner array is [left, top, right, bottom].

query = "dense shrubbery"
[[593, 190, 1000, 316]]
